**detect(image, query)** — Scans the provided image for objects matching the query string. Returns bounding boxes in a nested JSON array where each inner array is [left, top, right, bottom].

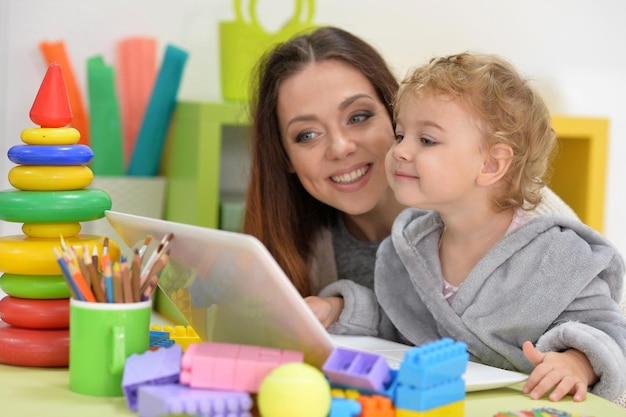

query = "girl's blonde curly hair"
[[394, 52, 557, 211]]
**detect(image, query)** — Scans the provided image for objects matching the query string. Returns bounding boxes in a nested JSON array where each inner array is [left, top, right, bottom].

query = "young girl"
[[318, 52, 626, 402]]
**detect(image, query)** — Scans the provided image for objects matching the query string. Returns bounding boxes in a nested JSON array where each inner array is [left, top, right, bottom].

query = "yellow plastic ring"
[[20, 127, 81, 145], [0, 235, 120, 275], [22, 222, 81, 238], [9, 166, 94, 191], [0, 189, 111, 223], [0, 274, 71, 299]]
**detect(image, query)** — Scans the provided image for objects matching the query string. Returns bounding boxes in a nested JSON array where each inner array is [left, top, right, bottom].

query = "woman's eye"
[[349, 112, 371, 124], [394, 134, 404, 142], [295, 131, 316, 143]]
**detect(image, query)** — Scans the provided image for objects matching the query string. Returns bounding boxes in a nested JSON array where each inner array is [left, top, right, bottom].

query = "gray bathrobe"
[[320, 208, 626, 400]]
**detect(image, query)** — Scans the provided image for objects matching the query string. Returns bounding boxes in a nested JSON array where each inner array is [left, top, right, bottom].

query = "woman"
[[242, 27, 578, 313]]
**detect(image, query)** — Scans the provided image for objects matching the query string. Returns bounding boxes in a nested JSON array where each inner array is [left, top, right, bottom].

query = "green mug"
[[69, 299, 151, 396]]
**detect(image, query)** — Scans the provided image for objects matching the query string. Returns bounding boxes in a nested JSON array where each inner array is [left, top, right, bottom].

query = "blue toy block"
[[137, 383, 253, 417], [122, 345, 183, 411], [393, 378, 465, 412], [150, 330, 175, 348], [395, 338, 468, 388], [323, 347, 392, 391], [328, 397, 361, 417]]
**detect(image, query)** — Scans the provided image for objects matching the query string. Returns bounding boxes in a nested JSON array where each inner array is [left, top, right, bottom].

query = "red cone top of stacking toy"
[[29, 62, 73, 127]]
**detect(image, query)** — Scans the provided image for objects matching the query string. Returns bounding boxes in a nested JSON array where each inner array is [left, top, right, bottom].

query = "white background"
[[1, 0, 625, 260]]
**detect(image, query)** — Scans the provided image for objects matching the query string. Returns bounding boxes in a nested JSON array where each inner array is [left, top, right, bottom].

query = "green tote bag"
[[220, 0, 316, 102]]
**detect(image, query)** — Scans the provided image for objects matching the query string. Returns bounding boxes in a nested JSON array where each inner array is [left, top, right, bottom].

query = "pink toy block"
[[180, 342, 303, 392]]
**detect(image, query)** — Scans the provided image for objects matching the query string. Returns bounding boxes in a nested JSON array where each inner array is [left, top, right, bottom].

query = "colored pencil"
[[131, 249, 141, 302], [84, 244, 106, 303], [120, 258, 133, 303], [53, 246, 82, 301]]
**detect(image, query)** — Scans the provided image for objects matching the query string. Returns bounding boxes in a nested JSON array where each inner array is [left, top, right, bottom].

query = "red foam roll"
[[0, 323, 69, 367], [0, 296, 69, 329]]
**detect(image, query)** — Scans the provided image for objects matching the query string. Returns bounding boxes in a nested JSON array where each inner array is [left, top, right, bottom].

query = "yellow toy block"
[[150, 325, 201, 351], [395, 401, 464, 417]]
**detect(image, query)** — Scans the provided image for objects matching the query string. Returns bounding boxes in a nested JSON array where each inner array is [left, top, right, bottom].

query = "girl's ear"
[[477, 143, 513, 186]]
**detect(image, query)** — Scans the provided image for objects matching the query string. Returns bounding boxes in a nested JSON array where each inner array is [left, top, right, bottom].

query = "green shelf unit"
[[161, 100, 249, 229]]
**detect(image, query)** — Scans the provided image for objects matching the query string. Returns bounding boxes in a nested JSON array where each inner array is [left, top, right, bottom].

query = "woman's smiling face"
[[277, 59, 395, 215]]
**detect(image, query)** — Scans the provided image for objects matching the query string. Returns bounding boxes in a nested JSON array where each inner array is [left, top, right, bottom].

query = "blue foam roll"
[[127, 44, 189, 176]]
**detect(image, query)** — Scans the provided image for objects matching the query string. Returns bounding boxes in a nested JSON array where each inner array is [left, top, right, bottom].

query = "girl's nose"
[[391, 138, 412, 162]]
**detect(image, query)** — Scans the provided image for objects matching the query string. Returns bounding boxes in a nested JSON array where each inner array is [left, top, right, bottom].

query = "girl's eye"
[[349, 112, 371, 124], [420, 137, 435, 146], [394, 134, 404, 143]]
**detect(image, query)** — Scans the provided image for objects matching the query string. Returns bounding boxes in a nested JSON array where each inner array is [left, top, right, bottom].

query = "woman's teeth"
[[331, 166, 369, 184]]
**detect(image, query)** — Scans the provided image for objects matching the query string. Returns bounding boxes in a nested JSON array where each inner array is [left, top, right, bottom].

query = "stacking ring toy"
[[8, 144, 94, 166], [9, 166, 93, 191], [20, 127, 80, 145], [0, 189, 111, 223], [22, 222, 81, 238], [0, 323, 69, 367], [0, 274, 71, 299], [0, 297, 69, 329], [0, 235, 120, 275]]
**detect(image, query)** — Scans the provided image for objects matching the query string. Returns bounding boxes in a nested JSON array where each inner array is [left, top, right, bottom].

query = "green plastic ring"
[[0, 274, 71, 299], [0, 189, 111, 222]]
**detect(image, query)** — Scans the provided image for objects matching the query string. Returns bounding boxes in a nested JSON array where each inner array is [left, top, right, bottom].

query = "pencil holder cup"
[[69, 299, 151, 396], [219, 0, 316, 102]]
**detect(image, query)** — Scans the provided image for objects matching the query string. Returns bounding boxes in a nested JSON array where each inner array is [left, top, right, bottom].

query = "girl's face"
[[277, 60, 395, 216], [386, 91, 488, 214]]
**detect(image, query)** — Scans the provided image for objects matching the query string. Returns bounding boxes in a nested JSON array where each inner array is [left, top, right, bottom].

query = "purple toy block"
[[322, 347, 392, 391], [137, 383, 253, 417], [180, 342, 303, 392], [122, 344, 183, 410]]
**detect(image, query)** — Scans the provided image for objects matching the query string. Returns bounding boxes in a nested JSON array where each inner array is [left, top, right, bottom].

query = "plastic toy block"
[[150, 330, 174, 348], [29, 62, 73, 128], [395, 401, 464, 417], [329, 397, 361, 417], [151, 324, 201, 351], [393, 378, 464, 412], [180, 342, 304, 392], [323, 347, 392, 391], [358, 394, 394, 417], [395, 338, 468, 388], [122, 345, 183, 411], [137, 383, 253, 417], [331, 388, 361, 400]]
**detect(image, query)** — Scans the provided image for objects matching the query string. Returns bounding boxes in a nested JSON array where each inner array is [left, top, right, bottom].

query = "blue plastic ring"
[[7, 144, 94, 166]]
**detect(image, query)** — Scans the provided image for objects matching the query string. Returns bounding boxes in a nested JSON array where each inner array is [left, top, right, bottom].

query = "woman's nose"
[[326, 130, 357, 159]]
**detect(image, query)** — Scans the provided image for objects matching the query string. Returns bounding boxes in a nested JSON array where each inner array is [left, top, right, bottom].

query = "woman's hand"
[[522, 341, 598, 402], [304, 296, 344, 328]]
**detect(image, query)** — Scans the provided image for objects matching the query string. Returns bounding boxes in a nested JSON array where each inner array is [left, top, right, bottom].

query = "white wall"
[[1, 0, 625, 258]]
